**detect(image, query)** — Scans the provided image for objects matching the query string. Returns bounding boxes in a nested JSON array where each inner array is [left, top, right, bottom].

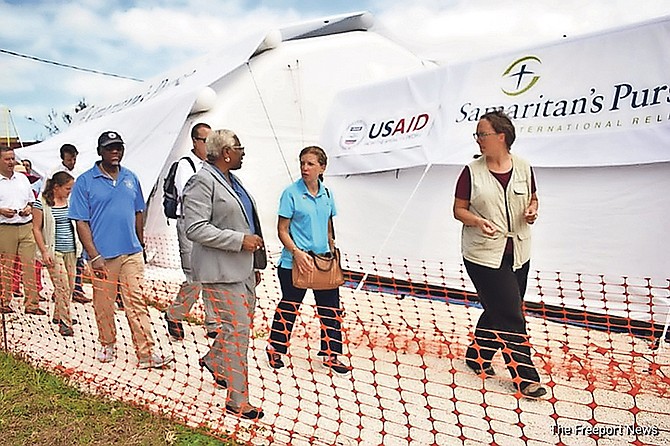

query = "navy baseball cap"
[[97, 131, 124, 148]]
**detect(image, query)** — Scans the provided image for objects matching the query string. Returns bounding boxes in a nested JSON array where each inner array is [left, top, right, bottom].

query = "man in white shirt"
[[49, 144, 80, 178], [0, 146, 43, 315], [165, 123, 218, 339]]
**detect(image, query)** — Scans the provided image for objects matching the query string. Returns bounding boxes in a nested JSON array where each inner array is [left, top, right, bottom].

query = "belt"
[[0, 221, 32, 226]]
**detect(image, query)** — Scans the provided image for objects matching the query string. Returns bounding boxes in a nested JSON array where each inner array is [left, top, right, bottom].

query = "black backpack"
[[162, 156, 196, 219]]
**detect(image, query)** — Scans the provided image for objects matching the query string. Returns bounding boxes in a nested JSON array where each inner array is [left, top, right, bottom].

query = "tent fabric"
[[14, 12, 377, 194], [322, 15, 670, 175], [12, 12, 668, 323]]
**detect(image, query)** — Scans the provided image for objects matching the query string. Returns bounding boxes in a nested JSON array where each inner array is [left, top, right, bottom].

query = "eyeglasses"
[[193, 137, 207, 143], [231, 146, 245, 152], [473, 132, 498, 141]]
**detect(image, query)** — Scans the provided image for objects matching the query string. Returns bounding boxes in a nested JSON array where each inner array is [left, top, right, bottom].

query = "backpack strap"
[[181, 156, 196, 173]]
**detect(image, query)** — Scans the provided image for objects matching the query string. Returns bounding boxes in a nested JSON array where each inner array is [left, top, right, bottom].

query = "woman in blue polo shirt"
[[266, 146, 350, 374]]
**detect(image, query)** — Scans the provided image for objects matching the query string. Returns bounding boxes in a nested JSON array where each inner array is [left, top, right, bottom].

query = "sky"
[[1, 0, 668, 141]]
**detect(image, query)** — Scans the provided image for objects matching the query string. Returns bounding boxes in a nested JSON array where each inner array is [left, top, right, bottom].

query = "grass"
[[0, 351, 237, 446]]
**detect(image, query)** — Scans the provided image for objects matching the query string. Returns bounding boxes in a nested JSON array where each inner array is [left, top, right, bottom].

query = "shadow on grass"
[[0, 351, 238, 446]]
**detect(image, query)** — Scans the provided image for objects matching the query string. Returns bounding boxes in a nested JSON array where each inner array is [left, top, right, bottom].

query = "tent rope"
[[355, 163, 433, 291], [288, 60, 306, 148], [246, 62, 294, 182]]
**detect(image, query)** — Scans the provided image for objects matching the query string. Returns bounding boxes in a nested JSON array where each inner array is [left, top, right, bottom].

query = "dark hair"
[[22, 159, 32, 168], [0, 145, 12, 154], [191, 122, 211, 139], [60, 144, 78, 159], [480, 110, 516, 149], [42, 171, 74, 207], [299, 146, 328, 182]]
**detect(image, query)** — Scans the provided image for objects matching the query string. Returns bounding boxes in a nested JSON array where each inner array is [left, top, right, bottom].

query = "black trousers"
[[269, 267, 343, 356], [464, 256, 540, 387]]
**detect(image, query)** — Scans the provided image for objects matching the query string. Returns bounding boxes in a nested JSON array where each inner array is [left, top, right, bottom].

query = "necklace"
[[99, 163, 118, 186]]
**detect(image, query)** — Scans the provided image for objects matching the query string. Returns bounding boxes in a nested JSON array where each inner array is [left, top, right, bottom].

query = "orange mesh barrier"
[[1, 240, 669, 446]]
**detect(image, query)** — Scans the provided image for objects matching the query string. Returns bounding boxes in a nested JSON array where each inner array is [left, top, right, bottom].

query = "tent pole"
[[652, 298, 670, 354], [355, 163, 433, 292], [8, 109, 24, 148]]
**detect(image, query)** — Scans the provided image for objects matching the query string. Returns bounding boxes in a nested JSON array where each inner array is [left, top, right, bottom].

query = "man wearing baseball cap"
[[69, 131, 173, 369]]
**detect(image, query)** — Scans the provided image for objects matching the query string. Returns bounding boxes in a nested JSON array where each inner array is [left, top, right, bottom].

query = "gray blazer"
[[182, 162, 266, 284]]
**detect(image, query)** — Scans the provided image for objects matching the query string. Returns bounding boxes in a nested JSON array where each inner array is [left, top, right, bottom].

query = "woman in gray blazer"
[[181, 129, 267, 420]]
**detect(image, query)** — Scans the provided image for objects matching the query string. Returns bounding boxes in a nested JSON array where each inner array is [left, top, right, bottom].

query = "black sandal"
[[225, 404, 264, 420], [266, 346, 285, 369]]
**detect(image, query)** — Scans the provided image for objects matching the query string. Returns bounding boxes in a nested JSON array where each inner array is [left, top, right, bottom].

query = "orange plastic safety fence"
[[1, 241, 669, 446]]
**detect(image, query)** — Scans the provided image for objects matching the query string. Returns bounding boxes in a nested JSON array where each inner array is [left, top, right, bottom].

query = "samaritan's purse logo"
[[501, 56, 542, 97]]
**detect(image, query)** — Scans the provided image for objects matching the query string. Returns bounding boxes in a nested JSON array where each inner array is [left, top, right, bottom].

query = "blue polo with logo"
[[278, 178, 336, 269], [69, 163, 145, 259]]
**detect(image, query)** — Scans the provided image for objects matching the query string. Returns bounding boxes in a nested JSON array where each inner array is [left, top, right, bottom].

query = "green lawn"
[[0, 351, 237, 446]]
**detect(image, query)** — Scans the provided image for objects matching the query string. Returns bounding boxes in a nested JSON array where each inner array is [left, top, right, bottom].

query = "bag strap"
[[181, 156, 196, 173], [324, 185, 336, 242], [307, 249, 339, 272]]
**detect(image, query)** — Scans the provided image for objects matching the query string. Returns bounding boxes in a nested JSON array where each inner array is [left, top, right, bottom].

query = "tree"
[[44, 98, 88, 135]]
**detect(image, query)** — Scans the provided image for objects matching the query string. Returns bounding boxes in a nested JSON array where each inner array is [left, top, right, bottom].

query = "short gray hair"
[[205, 129, 238, 162]]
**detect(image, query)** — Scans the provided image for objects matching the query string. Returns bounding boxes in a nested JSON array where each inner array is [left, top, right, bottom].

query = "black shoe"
[[225, 404, 264, 420], [519, 382, 547, 398], [266, 347, 285, 369], [52, 318, 78, 325], [206, 330, 218, 339], [466, 360, 496, 377], [199, 358, 227, 388], [165, 313, 184, 340], [59, 322, 74, 337], [25, 308, 47, 316], [72, 292, 92, 303], [323, 355, 351, 374]]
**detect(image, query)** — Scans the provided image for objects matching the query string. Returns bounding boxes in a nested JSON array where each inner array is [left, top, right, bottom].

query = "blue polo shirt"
[[69, 163, 145, 259], [278, 179, 336, 269], [210, 165, 256, 234]]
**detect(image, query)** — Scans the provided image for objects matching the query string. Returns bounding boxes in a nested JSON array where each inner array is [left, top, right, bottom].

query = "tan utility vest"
[[461, 154, 533, 271]]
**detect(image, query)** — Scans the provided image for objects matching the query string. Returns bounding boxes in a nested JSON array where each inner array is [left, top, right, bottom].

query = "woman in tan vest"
[[453, 110, 546, 398]]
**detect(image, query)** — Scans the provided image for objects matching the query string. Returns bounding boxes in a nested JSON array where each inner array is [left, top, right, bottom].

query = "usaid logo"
[[339, 120, 367, 149], [501, 56, 542, 97], [340, 113, 431, 150]]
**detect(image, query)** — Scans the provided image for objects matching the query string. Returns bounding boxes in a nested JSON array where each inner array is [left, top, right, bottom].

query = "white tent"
[[15, 12, 432, 267], [320, 15, 670, 323], [16, 12, 669, 325]]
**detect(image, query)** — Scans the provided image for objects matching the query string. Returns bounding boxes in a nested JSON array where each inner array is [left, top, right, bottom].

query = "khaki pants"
[[0, 223, 39, 311], [48, 251, 76, 326], [200, 275, 256, 408], [91, 252, 155, 362]]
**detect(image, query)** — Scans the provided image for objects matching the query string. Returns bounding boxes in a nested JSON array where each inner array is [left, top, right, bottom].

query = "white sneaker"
[[138, 353, 175, 369], [97, 345, 116, 363]]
